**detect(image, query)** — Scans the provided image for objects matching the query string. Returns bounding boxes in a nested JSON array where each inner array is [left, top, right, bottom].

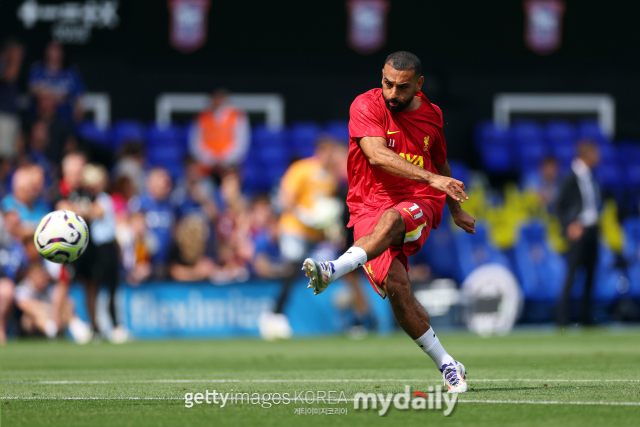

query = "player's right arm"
[[358, 136, 468, 203]]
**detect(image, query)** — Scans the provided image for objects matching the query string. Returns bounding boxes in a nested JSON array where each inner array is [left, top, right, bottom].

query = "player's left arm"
[[434, 160, 476, 234]]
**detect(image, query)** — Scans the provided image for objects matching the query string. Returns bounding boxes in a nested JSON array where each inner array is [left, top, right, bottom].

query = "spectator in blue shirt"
[[1, 165, 50, 238], [171, 157, 218, 221], [0, 210, 28, 345], [0, 210, 29, 283], [28, 41, 85, 123], [129, 168, 175, 278]]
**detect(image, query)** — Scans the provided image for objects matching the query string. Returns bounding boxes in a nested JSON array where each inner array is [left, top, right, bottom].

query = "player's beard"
[[384, 95, 413, 112]]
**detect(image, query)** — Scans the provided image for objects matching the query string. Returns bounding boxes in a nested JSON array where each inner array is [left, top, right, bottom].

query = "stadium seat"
[[618, 139, 640, 158], [598, 144, 618, 164], [76, 121, 111, 147], [324, 120, 349, 144], [447, 160, 469, 186], [453, 223, 511, 282], [416, 225, 458, 279], [545, 120, 576, 146], [474, 122, 513, 173], [288, 122, 321, 160], [622, 217, 640, 265], [146, 124, 188, 152], [514, 222, 565, 303], [577, 120, 608, 144], [111, 120, 146, 148], [596, 164, 624, 192]]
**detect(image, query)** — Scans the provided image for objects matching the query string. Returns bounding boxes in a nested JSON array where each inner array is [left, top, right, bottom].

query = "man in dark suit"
[[556, 140, 601, 326]]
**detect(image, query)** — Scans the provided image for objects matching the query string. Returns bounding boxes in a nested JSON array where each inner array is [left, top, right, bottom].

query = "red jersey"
[[346, 88, 447, 228]]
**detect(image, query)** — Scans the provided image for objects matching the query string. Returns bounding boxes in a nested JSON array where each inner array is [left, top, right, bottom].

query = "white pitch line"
[[1, 397, 639, 406], [2, 378, 640, 385], [458, 399, 640, 407]]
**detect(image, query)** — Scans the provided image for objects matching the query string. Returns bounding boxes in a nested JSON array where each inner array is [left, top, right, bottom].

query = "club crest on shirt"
[[423, 136, 430, 151], [168, 0, 211, 53], [523, 0, 566, 55]]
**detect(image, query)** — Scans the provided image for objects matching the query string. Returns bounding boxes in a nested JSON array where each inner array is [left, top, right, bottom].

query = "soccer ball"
[[33, 210, 90, 264]]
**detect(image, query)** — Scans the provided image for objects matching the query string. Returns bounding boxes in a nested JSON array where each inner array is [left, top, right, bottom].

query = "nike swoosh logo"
[[387, 130, 400, 134]]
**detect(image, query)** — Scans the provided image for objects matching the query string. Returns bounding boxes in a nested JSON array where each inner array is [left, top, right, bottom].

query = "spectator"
[[278, 135, 342, 262], [0, 273, 15, 345], [113, 143, 146, 194], [14, 263, 91, 344], [0, 210, 30, 344], [61, 163, 125, 342], [523, 157, 560, 212], [118, 211, 152, 285], [0, 38, 24, 159], [189, 89, 250, 177], [110, 175, 136, 221], [0, 157, 14, 200], [556, 141, 601, 327], [212, 170, 251, 282], [0, 211, 29, 284], [23, 120, 56, 190], [1, 165, 50, 237], [172, 157, 217, 221], [28, 41, 85, 123], [168, 215, 217, 282], [58, 151, 85, 195], [29, 92, 77, 167], [129, 168, 175, 278], [250, 195, 291, 279]]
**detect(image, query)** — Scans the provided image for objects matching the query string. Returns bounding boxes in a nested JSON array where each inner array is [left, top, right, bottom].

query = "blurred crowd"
[[0, 39, 376, 344]]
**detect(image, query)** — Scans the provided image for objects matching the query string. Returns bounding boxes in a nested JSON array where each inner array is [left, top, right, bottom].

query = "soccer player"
[[302, 51, 476, 393]]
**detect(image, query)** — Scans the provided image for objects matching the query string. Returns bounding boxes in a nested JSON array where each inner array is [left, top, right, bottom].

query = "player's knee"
[[381, 209, 405, 236], [382, 262, 410, 297]]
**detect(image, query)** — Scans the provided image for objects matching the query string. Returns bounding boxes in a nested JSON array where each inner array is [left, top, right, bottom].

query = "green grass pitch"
[[2, 328, 640, 426]]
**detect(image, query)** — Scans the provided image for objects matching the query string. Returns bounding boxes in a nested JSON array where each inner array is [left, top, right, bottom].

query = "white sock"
[[44, 319, 58, 339], [414, 327, 455, 370], [330, 246, 367, 280]]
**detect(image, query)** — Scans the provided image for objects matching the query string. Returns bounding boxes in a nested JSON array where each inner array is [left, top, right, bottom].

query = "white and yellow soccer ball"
[[33, 210, 90, 264]]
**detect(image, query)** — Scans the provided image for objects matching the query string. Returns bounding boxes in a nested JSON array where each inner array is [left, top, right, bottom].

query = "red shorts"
[[353, 199, 434, 299]]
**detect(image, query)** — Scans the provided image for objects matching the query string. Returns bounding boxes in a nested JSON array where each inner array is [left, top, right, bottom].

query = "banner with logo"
[[68, 279, 394, 339], [523, 0, 566, 55], [16, 0, 120, 44], [346, 0, 390, 55], [168, 0, 211, 54]]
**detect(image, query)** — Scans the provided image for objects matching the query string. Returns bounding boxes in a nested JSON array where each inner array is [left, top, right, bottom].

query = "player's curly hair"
[[385, 51, 421, 78]]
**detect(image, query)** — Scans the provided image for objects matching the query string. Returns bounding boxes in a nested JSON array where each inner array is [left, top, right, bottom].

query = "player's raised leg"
[[302, 209, 404, 295], [382, 257, 467, 393]]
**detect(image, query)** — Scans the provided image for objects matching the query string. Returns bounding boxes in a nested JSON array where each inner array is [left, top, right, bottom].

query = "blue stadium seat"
[[514, 222, 565, 303], [146, 124, 188, 152], [598, 144, 618, 164], [112, 120, 146, 148], [453, 224, 511, 282], [545, 120, 576, 146], [147, 145, 186, 170], [474, 121, 513, 173], [577, 120, 608, 144], [77, 121, 111, 147], [622, 217, 640, 265], [596, 164, 623, 191], [289, 122, 321, 160], [474, 120, 510, 148], [324, 120, 349, 144], [617, 140, 640, 165], [416, 225, 458, 279], [447, 160, 469, 186]]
